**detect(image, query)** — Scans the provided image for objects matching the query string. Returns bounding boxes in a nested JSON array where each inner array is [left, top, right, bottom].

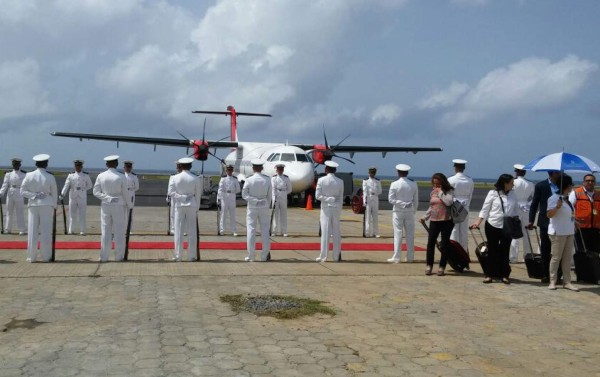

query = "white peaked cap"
[[452, 159, 467, 164], [178, 157, 194, 164], [33, 154, 50, 162], [275, 163, 286, 168], [324, 160, 339, 168], [251, 159, 265, 166], [396, 164, 411, 171], [513, 164, 525, 170], [103, 155, 119, 162]]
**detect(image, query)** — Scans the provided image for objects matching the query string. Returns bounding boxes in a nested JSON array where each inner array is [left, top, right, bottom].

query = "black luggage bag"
[[421, 221, 470, 272], [470, 227, 491, 276], [524, 226, 545, 279], [574, 229, 600, 284]]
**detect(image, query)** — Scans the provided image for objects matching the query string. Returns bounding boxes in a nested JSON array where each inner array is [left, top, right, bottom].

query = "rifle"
[[61, 198, 67, 234], [269, 198, 276, 236], [167, 199, 171, 235], [124, 208, 133, 261], [0, 198, 4, 234], [362, 206, 366, 238], [216, 200, 221, 235], [51, 208, 56, 262], [196, 211, 200, 261]]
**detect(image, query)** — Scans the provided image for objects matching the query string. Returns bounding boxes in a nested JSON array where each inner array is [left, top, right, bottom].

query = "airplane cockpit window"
[[296, 154, 310, 162], [267, 153, 280, 162], [281, 153, 295, 162]]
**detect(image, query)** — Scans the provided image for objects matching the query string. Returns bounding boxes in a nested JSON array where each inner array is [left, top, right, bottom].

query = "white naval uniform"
[[218, 175, 240, 235], [0, 169, 27, 234], [448, 172, 474, 252], [510, 176, 535, 261], [124, 172, 139, 228], [93, 168, 130, 262], [388, 177, 418, 262], [60, 171, 93, 234], [20, 168, 57, 262], [242, 172, 272, 261], [168, 170, 202, 261], [316, 173, 344, 261], [271, 173, 292, 235], [362, 177, 382, 237], [167, 173, 176, 234]]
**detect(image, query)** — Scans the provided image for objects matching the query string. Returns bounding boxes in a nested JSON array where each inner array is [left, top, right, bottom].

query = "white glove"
[[35, 192, 47, 200], [325, 196, 336, 203], [166, 197, 170, 203], [257, 199, 266, 207], [58, 195, 64, 201], [110, 197, 119, 203]]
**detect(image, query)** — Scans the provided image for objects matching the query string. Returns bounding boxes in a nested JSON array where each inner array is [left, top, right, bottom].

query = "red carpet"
[[0, 241, 424, 251]]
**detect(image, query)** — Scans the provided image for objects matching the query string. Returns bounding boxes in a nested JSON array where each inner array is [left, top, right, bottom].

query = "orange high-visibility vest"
[[574, 186, 600, 229]]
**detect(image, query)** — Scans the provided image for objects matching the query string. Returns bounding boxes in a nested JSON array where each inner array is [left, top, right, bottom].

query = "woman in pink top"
[[420, 173, 454, 276]]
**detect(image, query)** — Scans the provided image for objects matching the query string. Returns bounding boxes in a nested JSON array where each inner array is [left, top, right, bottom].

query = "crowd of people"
[[1, 155, 598, 292]]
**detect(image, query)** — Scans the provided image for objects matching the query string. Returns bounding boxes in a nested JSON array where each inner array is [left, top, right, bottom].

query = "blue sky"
[[1, 0, 599, 180]]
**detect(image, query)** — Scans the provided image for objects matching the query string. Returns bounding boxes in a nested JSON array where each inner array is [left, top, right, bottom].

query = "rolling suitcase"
[[574, 229, 600, 284], [470, 227, 491, 276], [524, 227, 545, 280], [421, 221, 470, 272]]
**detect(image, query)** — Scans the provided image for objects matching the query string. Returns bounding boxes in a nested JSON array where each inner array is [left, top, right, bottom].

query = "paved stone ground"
[[0, 207, 599, 377]]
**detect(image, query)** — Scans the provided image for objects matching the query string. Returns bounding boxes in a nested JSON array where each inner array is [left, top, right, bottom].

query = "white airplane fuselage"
[[223, 142, 314, 193]]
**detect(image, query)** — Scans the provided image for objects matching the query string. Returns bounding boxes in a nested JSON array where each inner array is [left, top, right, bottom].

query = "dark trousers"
[[575, 228, 600, 253], [539, 226, 551, 278], [485, 221, 512, 278], [426, 220, 453, 268]]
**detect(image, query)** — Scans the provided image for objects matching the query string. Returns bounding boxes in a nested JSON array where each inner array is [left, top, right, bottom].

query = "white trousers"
[[450, 210, 469, 252], [319, 206, 341, 261], [173, 206, 198, 261], [392, 210, 416, 261], [364, 197, 379, 236], [169, 201, 175, 233], [100, 204, 126, 262], [220, 199, 237, 234], [246, 207, 270, 261], [271, 196, 288, 234], [68, 196, 87, 233], [510, 210, 531, 261], [4, 194, 26, 233], [27, 206, 53, 262]]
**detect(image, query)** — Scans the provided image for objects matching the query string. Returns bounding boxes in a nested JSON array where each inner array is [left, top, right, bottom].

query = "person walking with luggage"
[[388, 164, 418, 263], [510, 164, 534, 262], [316, 161, 344, 262], [218, 164, 241, 236], [0, 158, 27, 235], [547, 174, 579, 291], [528, 171, 561, 282], [449, 159, 474, 254], [362, 167, 382, 238], [568, 174, 600, 253], [420, 173, 454, 276], [470, 174, 518, 284]]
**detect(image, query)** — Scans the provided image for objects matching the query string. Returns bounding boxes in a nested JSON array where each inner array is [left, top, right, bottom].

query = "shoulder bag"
[[449, 200, 468, 224], [498, 190, 523, 239]]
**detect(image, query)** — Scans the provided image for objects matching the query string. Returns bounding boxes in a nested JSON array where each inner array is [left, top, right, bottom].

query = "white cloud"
[[54, 0, 141, 19], [370, 104, 402, 125], [0, 59, 53, 120], [0, 0, 37, 22], [421, 55, 598, 128]]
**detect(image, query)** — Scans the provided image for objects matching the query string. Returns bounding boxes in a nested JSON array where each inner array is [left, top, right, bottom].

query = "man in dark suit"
[[528, 171, 561, 282]]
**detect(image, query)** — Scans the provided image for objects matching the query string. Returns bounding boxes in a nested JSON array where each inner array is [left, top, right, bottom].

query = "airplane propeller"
[[177, 118, 226, 173], [307, 125, 356, 167]]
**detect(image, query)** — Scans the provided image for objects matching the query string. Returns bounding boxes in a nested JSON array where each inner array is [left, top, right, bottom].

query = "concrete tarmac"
[[0, 206, 599, 377]]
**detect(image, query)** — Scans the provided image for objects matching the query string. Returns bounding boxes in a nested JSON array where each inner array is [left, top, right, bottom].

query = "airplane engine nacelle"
[[311, 144, 333, 165], [193, 140, 209, 161]]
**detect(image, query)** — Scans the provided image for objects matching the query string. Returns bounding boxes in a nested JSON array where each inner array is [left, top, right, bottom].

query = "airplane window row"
[[266, 153, 312, 163]]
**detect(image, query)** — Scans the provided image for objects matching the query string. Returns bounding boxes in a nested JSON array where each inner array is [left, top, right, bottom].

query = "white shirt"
[[93, 168, 129, 207], [61, 171, 93, 199], [0, 169, 26, 197], [242, 173, 272, 209], [478, 190, 518, 229], [513, 176, 534, 212], [271, 174, 292, 199], [448, 172, 474, 208], [218, 175, 240, 201], [388, 177, 418, 212], [316, 173, 344, 208], [168, 170, 203, 210], [548, 194, 575, 236], [362, 177, 382, 200], [20, 168, 58, 208]]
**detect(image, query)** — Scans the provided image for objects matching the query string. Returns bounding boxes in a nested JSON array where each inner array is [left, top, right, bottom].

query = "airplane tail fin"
[[192, 107, 272, 142]]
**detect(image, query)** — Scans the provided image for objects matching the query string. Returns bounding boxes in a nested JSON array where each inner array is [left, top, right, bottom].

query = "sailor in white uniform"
[[316, 160, 344, 262], [362, 166, 382, 238], [242, 159, 272, 262], [448, 159, 474, 253], [123, 160, 139, 228], [218, 164, 241, 236], [271, 163, 293, 236], [510, 164, 534, 262], [0, 158, 27, 235], [388, 164, 419, 263], [20, 154, 57, 262], [59, 159, 93, 235], [167, 161, 183, 235], [93, 155, 130, 262], [168, 157, 203, 261]]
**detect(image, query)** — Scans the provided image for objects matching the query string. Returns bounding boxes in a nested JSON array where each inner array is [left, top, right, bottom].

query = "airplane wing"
[[50, 132, 238, 149], [292, 144, 442, 155]]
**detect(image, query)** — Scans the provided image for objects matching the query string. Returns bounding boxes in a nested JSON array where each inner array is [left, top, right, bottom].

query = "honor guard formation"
[[2, 154, 599, 291]]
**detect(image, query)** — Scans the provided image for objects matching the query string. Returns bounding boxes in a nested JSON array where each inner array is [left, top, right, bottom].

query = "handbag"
[[449, 200, 468, 224], [498, 190, 523, 239]]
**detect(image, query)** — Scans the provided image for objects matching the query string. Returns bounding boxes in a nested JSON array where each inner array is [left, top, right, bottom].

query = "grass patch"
[[220, 294, 336, 319]]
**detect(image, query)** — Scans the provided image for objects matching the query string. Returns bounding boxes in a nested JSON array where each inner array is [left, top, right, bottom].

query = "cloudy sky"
[[1, 0, 599, 180]]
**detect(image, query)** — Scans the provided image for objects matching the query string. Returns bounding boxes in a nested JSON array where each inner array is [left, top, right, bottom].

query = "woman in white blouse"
[[470, 174, 518, 284]]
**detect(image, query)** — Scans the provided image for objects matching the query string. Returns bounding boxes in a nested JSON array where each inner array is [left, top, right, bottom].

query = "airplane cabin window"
[[281, 153, 295, 161], [296, 154, 310, 162], [267, 154, 275, 161], [268, 153, 280, 161]]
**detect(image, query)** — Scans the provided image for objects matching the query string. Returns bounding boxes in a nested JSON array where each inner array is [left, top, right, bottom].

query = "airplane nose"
[[286, 163, 314, 193]]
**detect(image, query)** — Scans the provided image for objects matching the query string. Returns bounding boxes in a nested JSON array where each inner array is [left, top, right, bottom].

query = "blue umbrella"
[[523, 152, 600, 173]]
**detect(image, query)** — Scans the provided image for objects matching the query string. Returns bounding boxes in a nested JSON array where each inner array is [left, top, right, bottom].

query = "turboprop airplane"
[[51, 106, 442, 194]]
